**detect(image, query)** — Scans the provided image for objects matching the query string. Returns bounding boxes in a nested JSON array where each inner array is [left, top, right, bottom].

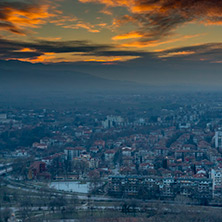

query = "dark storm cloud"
[[29, 40, 110, 53], [0, 22, 24, 34], [2, 35, 222, 63], [0, 37, 148, 60], [131, 0, 222, 40], [159, 43, 222, 61], [83, 0, 222, 42]]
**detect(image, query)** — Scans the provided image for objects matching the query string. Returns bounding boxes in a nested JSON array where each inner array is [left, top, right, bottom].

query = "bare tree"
[[0, 208, 12, 222]]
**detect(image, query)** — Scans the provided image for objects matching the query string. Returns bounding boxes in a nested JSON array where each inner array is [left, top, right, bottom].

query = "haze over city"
[[1, 1, 222, 222]]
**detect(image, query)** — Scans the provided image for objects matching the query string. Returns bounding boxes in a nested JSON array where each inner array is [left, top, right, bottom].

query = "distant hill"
[[1, 60, 221, 105], [0, 60, 138, 94]]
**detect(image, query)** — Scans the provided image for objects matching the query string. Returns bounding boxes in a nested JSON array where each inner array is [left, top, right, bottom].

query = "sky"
[[1, 0, 222, 86]]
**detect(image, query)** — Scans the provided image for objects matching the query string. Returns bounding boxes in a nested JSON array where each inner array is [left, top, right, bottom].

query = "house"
[[89, 147, 99, 154], [32, 142, 47, 150], [122, 147, 133, 156], [105, 149, 116, 161], [94, 140, 105, 149], [28, 161, 50, 180], [139, 162, 154, 171], [155, 147, 168, 156]]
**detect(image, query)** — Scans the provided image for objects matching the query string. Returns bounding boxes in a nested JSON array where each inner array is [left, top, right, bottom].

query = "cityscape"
[[1, 93, 222, 221], [1, 0, 222, 221]]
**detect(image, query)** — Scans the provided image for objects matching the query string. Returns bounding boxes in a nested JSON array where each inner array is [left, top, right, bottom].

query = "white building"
[[122, 147, 133, 157], [179, 123, 191, 129], [64, 147, 85, 160], [214, 131, 222, 148], [211, 168, 222, 197], [102, 115, 124, 128]]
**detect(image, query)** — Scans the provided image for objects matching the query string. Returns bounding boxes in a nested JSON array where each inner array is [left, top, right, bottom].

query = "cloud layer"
[[80, 0, 222, 44], [1, 0, 222, 65], [0, 0, 59, 35], [1, 35, 222, 64], [0, 37, 146, 63]]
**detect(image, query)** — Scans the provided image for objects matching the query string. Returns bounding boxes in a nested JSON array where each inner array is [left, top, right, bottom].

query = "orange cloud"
[[156, 43, 222, 62], [1, 36, 144, 64], [11, 52, 56, 64], [34, 37, 62, 41], [79, 0, 133, 8], [204, 20, 222, 26], [112, 32, 143, 40], [84, 58, 121, 62], [63, 23, 100, 33], [112, 15, 138, 28], [13, 53, 139, 64], [159, 51, 195, 58], [83, 55, 140, 63], [51, 15, 104, 33], [131, 3, 161, 13], [212, 61, 222, 63], [50, 16, 78, 26], [120, 34, 202, 48], [100, 8, 113, 15], [0, 1, 60, 35], [97, 23, 107, 27], [19, 48, 37, 52]]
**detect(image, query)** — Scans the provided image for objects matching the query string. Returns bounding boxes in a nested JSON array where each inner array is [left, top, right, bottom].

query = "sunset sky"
[[1, 0, 222, 86]]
